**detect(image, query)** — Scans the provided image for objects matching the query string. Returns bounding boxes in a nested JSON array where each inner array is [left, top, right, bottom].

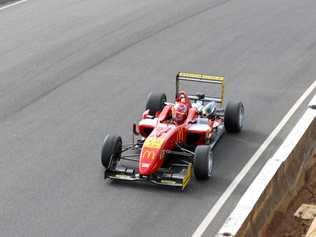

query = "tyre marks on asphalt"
[[0, 0, 27, 11]]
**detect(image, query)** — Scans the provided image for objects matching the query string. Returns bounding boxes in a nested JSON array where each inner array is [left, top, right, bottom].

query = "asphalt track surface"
[[1, 0, 316, 236]]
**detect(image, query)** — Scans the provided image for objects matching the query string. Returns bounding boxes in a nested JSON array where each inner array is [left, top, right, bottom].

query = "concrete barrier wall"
[[218, 95, 316, 237]]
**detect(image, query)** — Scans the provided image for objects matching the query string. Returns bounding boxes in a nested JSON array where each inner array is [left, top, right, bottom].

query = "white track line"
[[192, 79, 316, 237], [0, 0, 27, 11]]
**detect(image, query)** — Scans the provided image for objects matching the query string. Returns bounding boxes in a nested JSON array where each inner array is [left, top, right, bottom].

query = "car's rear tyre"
[[194, 145, 213, 180], [101, 135, 122, 169], [224, 101, 244, 133], [145, 93, 167, 116]]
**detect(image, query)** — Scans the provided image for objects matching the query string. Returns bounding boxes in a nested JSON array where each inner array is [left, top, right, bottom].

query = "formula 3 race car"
[[101, 72, 244, 190]]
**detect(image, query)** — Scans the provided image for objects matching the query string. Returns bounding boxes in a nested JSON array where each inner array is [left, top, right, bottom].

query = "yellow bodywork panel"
[[143, 137, 164, 149], [182, 163, 193, 189]]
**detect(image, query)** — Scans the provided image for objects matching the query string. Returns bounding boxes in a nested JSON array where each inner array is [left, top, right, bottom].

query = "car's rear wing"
[[176, 72, 224, 105]]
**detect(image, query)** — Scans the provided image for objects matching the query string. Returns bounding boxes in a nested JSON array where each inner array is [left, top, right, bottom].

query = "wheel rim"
[[239, 105, 244, 128], [112, 141, 122, 168], [208, 150, 213, 177]]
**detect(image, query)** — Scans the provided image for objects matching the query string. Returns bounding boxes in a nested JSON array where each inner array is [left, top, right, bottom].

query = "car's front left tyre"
[[194, 145, 213, 180]]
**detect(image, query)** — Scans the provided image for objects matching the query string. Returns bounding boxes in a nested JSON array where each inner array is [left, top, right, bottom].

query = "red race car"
[[101, 72, 244, 189]]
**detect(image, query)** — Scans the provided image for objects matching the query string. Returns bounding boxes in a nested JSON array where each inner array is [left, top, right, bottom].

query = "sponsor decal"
[[114, 174, 134, 180], [142, 150, 155, 161], [177, 127, 185, 143], [143, 137, 163, 148], [178, 72, 224, 81], [161, 180, 177, 185], [141, 163, 150, 168], [160, 150, 165, 160]]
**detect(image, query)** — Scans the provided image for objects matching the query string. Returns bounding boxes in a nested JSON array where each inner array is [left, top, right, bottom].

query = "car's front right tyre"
[[145, 92, 167, 116], [101, 135, 122, 170]]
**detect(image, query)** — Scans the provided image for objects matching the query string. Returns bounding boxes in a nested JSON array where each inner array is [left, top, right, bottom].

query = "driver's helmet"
[[179, 94, 186, 103], [172, 102, 188, 123]]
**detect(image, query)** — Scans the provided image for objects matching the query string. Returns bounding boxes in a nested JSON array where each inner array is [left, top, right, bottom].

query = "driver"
[[172, 94, 188, 124]]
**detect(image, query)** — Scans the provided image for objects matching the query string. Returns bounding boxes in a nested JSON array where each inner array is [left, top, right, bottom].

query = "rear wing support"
[[176, 72, 225, 105]]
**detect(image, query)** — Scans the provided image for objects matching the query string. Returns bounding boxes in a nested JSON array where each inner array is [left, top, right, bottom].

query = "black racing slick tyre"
[[145, 93, 167, 116], [224, 101, 244, 133], [194, 145, 213, 180], [101, 135, 122, 170]]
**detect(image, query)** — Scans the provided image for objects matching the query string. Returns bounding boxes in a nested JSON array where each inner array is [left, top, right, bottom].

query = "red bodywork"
[[137, 94, 223, 176]]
